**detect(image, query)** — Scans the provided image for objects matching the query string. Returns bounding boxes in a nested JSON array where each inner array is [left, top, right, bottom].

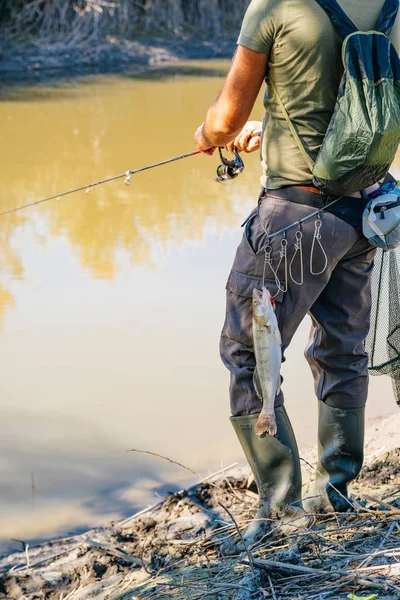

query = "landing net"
[[367, 247, 400, 407]]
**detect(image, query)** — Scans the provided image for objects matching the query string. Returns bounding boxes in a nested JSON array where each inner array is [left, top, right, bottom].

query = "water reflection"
[[0, 61, 256, 318], [0, 63, 399, 554], [0, 62, 261, 553]]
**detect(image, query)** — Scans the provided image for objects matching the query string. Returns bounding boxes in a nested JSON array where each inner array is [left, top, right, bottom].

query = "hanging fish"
[[252, 287, 282, 436]]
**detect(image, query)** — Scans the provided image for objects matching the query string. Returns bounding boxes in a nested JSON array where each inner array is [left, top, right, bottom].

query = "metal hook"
[[262, 241, 281, 297], [275, 233, 288, 293], [289, 223, 304, 286], [310, 214, 328, 276]]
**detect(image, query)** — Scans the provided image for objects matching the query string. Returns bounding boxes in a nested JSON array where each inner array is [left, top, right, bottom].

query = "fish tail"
[[255, 413, 277, 437]]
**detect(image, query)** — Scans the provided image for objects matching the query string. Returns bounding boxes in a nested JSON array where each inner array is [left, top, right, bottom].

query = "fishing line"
[[0, 150, 201, 219]]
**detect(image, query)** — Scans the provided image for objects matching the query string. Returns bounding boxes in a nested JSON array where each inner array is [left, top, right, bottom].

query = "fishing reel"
[[215, 147, 245, 183]]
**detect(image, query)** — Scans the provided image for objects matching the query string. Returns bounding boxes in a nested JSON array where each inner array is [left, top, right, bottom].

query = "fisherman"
[[195, 0, 400, 548]]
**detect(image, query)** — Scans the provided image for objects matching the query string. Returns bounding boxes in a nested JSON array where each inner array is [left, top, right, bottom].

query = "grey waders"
[[227, 406, 305, 551], [305, 403, 365, 513]]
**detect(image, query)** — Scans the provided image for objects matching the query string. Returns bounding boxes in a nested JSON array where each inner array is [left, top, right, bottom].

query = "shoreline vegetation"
[[0, 0, 251, 76], [1, 413, 399, 599]]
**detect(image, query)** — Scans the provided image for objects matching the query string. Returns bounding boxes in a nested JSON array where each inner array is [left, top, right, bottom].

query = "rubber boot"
[[305, 403, 365, 513], [225, 406, 305, 551]]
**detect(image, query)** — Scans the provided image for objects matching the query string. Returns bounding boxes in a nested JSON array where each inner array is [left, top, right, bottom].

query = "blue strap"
[[314, 0, 357, 39], [376, 0, 399, 36]]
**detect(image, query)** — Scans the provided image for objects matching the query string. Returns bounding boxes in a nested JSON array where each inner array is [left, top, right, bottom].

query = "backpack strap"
[[314, 0, 358, 39], [376, 0, 399, 36], [269, 80, 315, 173]]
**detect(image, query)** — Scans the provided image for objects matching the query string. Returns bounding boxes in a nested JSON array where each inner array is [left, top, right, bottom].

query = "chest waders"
[[304, 404, 365, 513], [301, 0, 398, 515], [221, 407, 308, 553]]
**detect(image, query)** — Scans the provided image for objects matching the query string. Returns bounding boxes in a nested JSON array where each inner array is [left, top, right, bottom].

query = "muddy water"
[[0, 62, 399, 555]]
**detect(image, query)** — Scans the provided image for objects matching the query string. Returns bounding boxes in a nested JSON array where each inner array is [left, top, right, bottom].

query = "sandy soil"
[[1, 413, 399, 600]]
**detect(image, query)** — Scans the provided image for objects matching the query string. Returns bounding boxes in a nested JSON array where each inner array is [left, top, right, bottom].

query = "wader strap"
[[376, 0, 399, 36], [314, 0, 399, 39], [269, 80, 315, 174], [313, 0, 357, 39]]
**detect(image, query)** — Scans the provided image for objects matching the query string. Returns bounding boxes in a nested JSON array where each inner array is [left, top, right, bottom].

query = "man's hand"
[[195, 123, 216, 155], [194, 46, 268, 150], [225, 121, 262, 154]]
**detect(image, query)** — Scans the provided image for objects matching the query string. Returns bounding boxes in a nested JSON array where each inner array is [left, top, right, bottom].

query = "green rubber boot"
[[226, 406, 306, 550], [306, 403, 365, 513]]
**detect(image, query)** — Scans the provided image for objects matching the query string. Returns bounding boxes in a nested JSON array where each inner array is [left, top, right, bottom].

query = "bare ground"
[[1, 413, 399, 600]]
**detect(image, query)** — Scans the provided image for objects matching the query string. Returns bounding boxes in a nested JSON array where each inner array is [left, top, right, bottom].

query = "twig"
[[218, 502, 255, 572], [119, 463, 237, 527], [357, 520, 397, 569], [10, 540, 30, 569], [363, 493, 399, 513], [244, 557, 326, 575], [85, 539, 141, 566], [10, 545, 80, 574], [354, 577, 389, 592], [63, 585, 83, 600], [267, 575, 277, 600], [224, 473, 246, 502], [119, 573, 137, 593], [139, 542, 157, 576], [25, 544, 30, 569], [126, 448, 202, 479]]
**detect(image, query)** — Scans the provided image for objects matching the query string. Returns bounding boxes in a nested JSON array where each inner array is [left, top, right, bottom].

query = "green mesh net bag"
[[367, 247, 400, 407]]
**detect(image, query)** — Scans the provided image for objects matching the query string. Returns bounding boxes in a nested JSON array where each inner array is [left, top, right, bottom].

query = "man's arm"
[[194, 46, 268, 153]]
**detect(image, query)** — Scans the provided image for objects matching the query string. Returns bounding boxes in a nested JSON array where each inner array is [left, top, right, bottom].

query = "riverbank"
[[1, 412, 399, 600], [0, 34, 236, 78]]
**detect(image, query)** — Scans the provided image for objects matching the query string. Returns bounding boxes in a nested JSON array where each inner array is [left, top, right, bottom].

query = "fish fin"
[[276, 373, 281, 395], [253, 368, 263, 400], [255, 413, 277, 437]]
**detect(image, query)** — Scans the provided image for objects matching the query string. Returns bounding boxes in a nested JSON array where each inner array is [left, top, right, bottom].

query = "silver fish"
[[252, 287, 282, 436]]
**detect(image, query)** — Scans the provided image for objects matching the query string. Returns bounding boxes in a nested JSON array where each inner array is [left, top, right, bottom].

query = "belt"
[[261, 186, 370, 233], [295, 184, 366, 198], [256, 175, 395, 232], [296, 185, 323, 195], [264, 186, 339, 210]]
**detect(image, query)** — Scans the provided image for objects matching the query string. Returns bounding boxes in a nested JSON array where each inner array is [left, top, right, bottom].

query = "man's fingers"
[[232, 130, 250, 152], [244, 135, 261, 153], [226, 129, 261, 154], [202, 147, 216, 155]]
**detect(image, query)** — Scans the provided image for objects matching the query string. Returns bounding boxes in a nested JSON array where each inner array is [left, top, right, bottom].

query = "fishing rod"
[[0, 131, 262, 218], [0, 149, 203, 219], [0, 125, 265, 219]]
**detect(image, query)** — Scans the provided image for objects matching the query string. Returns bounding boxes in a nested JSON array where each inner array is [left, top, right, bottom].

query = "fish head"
[[252, 287, 276, 326]]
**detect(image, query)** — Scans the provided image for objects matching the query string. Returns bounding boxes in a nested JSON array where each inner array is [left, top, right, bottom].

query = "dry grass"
[[1, 446, 400, 600], [112, 489, 400, 600]]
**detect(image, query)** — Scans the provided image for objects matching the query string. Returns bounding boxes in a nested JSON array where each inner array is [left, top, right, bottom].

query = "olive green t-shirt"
[[238, 0, 400, 189]]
